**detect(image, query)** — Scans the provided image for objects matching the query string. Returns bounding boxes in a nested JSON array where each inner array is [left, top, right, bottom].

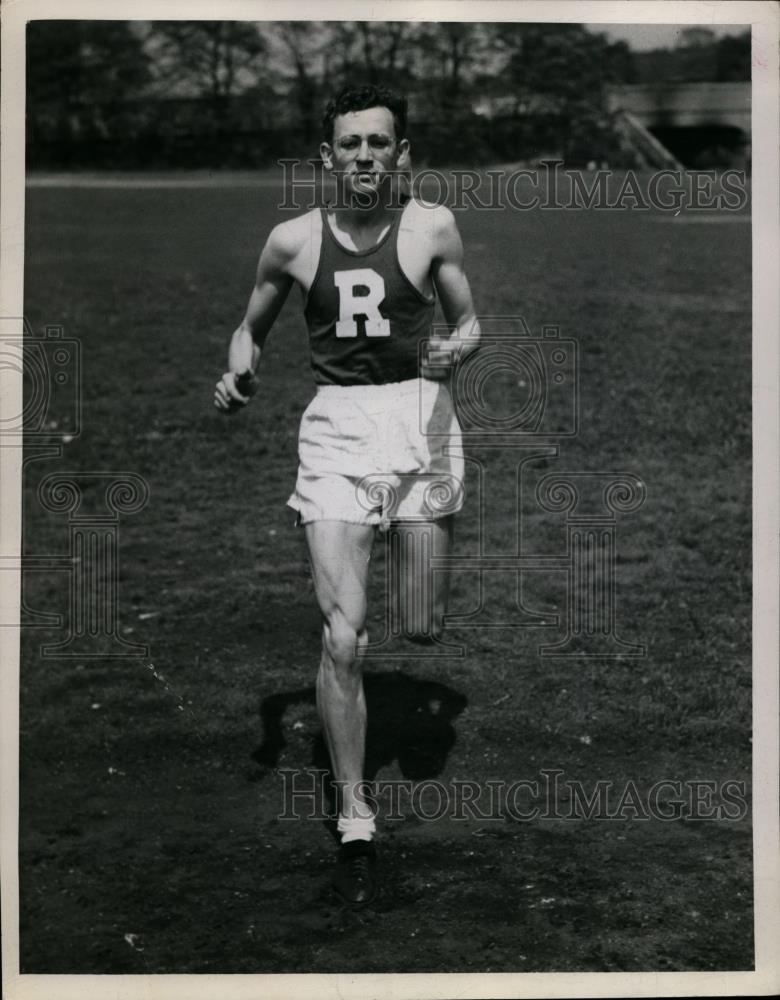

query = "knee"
[[322, 613, 364, 672]]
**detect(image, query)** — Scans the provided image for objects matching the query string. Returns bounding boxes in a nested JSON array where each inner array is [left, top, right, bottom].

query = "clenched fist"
[[214, 370, 259, 413]]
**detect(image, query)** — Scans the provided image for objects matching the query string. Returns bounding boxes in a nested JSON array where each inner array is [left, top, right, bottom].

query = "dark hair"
[[322, 84, 408, 143]]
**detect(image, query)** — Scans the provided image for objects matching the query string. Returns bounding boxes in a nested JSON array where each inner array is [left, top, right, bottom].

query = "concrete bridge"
[[609, 82, 750, 133], [609, 82, 750, 167]]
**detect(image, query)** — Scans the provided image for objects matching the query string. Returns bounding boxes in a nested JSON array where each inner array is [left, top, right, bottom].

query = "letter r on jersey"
[[334, 268, 391, 338]]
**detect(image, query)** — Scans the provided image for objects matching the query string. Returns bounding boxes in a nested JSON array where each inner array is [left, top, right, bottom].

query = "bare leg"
[[389, 515, 454, 640], [304, 520, 375, 824]]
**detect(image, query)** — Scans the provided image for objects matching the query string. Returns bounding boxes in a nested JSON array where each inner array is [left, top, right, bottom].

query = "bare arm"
[[424, 206, 480, 377], [215, 224, 296, 412]]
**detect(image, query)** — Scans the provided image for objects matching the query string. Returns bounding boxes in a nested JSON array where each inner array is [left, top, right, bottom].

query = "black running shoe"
[[333, 839, 377, 906]]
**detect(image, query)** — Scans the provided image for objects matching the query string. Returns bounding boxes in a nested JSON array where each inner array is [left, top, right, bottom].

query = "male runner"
[[214, 85, 480, 905]]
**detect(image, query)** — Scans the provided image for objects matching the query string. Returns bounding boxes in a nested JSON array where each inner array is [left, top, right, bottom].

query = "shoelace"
[[348, 854, 373, 879]]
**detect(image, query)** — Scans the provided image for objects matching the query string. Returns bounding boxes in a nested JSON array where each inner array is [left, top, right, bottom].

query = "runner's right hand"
[[214, 371, 258, 413]]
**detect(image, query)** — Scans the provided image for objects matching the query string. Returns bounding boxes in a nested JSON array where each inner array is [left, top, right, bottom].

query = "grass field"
[[18, 171, 752, 973]]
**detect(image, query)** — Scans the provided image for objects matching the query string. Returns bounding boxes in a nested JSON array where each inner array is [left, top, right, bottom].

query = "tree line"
[[26, 21, 750, 169]]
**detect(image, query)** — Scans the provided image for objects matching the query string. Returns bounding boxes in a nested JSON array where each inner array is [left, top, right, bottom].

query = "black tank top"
[[303, 201, 435, 385]]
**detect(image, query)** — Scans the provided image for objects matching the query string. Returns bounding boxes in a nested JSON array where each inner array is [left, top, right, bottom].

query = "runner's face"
[[322, 106, 409, 200]]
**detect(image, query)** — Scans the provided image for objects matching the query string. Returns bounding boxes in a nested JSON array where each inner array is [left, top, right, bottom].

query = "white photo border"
[[2, 2, 777, 998]]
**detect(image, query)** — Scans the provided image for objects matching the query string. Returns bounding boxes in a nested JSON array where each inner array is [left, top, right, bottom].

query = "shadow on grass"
[[253, 670, 468, 836]]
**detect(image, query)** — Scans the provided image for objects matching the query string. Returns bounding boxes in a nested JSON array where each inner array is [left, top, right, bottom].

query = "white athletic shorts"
[[287, 377, 465, 528]]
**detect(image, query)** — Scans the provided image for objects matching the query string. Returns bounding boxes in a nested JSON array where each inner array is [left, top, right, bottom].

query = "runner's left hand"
[[421, 339, 456, 381]]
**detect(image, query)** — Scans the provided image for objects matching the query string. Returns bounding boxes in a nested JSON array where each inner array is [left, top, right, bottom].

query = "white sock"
[[337, 811, 376, 844]]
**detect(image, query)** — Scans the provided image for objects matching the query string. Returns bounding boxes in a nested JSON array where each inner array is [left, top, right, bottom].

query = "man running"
[[214, 84, 480, 905]]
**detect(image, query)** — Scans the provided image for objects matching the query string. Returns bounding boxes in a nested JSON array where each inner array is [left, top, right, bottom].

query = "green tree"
[[716, 31, 751, 81], [27, 21, 152, 165], [27, 20, 151, 106], [498, 24, 632, 111], [148, 21, 266, 102], [354, 21, 414, 86], [491, 24, 636, 162], [676, 27, 717, 48], [272, 22, 326, 142], [141, 22, 268, 161]]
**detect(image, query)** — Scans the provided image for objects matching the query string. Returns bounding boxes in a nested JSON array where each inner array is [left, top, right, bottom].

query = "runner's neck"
[[333, 200, 401, 233], [327, 200, 405, 252]]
